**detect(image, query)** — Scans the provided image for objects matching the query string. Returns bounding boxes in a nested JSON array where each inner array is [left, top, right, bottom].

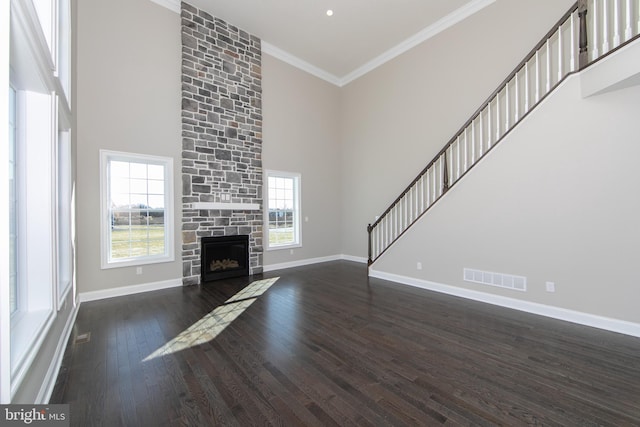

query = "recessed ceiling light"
[[326, 9, 334, 17]]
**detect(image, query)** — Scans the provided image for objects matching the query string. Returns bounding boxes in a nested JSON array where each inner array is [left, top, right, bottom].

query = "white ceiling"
[[181, 0, 495, 86]]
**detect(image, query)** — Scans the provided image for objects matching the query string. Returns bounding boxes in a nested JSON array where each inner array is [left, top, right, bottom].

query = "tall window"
[[100, 150, 174, 268], [266, 171, 301, 249], [57, 130, 72, 305], [8, 86, 17, 315]]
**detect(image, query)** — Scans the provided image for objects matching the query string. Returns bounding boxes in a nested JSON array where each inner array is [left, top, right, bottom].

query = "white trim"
[[157, 0, 494, 87], [149, 0, 180, 13], [0, 0, 10, 402], [340, 0, 496, 86], [99, 150, 175, 270], [263, 255, 342, 272], [262, 42, 342, 86], [263, 254, 367, 272], [369, 269, 640, 339], [11, 310, 55, 398], [265, 170, 302, 251], [78, 278, 182, 303], [37, 300, 79, 404], [192, 202, 260, 211], [340, 254, 368, 264]]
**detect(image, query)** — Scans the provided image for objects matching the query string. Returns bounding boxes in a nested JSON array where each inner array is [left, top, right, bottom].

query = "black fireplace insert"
[[201, 235, 249, 282]]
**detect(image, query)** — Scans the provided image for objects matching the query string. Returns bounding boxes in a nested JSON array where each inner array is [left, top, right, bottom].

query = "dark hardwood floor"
[[51, 261, 640, 426]]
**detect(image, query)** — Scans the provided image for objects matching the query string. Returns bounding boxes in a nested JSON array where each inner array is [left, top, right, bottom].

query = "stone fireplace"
[[180, 3, 263, 285]]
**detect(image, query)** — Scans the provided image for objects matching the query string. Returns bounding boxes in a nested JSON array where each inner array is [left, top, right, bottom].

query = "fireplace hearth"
[[201, 235, 249, 282]]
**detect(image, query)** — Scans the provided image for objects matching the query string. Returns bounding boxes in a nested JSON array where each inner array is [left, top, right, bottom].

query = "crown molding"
[[150, 0, 495, 87], [261, 42, 342, 86], [149, 0, 180, 13], [340, 0, 496, 86]]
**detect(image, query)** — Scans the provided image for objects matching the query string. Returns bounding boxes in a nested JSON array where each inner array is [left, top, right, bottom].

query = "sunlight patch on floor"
[[143, 277, 279, 361]]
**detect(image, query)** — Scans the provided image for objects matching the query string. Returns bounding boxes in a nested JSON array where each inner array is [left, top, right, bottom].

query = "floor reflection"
[[143, 277, 279, 361]]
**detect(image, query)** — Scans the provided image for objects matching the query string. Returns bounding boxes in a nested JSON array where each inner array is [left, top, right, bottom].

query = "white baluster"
[[432, 165, 436, 201], [613, 0, 621, 47], [625, 0, 633, 40], [487, 101, 492, 149], [514, 72, 519, 122], [456, 136, 461, 180], [637, 0, 640, 34], [479, 112, 484, 157], [535, 51, 540, 103], [593, 0, 600, 60], [558, 23, 564, 81], [524, 64, 530, 114], [471, 121, 476, 163], [505, 83, 510, 130], [495, 92, 500, 141], [603, 0, 610, 53], [570, 11, 576, 71], [546, 39, 552, 92], [407, 192, 411, 225], [418, 175, 424, 214], [463, 129, 468, 173]]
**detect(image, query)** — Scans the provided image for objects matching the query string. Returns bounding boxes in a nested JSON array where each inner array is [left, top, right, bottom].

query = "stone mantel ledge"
[[191, 202, 261, 211]]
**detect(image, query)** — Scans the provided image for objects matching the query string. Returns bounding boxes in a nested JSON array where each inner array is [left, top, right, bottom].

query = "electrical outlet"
[[289, 249, 294, 255], [417, 262, 422, 270], [136, 267, 143, 275], [546, 281, 555, 292]]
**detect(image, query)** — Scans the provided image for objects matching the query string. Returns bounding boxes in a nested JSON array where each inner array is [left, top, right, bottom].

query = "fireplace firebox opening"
[[201, 235, 249, 282]]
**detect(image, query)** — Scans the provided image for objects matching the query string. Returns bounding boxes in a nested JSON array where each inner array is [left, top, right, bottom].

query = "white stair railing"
[[368, 1, 640, 265]]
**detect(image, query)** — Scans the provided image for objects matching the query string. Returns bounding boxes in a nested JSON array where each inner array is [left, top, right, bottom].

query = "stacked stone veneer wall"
[[181, 2, 263, 285]]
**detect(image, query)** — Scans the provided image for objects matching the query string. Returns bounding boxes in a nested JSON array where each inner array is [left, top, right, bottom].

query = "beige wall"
[[373, 76, 640, 324], [262, 54, 343, 266], [76, 0, 182, 293], [339, 0, 575, 257], [74, 0, 639, 326]]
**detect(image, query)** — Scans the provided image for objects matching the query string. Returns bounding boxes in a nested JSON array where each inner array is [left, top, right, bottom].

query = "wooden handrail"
[[369, 0, 640, 266], [369, 3, 580, 231]]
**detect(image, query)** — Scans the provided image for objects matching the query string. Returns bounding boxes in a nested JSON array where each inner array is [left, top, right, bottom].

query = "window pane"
[[147, 179, 164, 195], [267, 172, 300, 248], [130, 162, 147, 179], [148, 195, 164, 209], [104, 152, 172, 265], [148, 164, 164, 180], [130, 178, 148, 195], [110, 161, 130, 178], [9, 86, 18, 314]]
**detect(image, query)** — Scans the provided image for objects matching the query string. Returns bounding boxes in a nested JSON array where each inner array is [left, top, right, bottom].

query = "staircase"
[[367, 0, 640, 266]]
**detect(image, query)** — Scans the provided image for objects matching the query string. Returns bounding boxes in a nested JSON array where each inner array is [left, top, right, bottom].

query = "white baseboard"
[[39, 301, 79, 403], [79, 278, 183, 303], [263, 255, 342, 272], [340, 254, 368, 264], [369, 269, 640, 338], [263, 254, 367, 273]]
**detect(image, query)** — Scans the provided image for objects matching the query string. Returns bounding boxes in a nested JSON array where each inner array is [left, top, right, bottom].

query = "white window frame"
[[265, 170, 302, 250], [8, 84, 18, 317], [100, 150, 175, 269], [10, 88, 57, 396], [56, 128, 73, 307], [4, 0, 73, 402]]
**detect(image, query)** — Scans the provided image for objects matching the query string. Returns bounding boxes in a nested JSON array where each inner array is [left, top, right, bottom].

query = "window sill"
[[101, 254, 175, 270], [11, 308, 54, 396], [266, 243, 302, 252]]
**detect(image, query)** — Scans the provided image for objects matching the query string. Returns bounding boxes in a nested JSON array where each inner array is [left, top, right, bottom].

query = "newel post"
[[578, 0, 589, 69], [367, 223, 373, 265], [442, 151, 449, 193]]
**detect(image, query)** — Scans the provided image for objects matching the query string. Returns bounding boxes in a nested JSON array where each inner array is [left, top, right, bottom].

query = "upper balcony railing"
[[368, 0, 640, 266]]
